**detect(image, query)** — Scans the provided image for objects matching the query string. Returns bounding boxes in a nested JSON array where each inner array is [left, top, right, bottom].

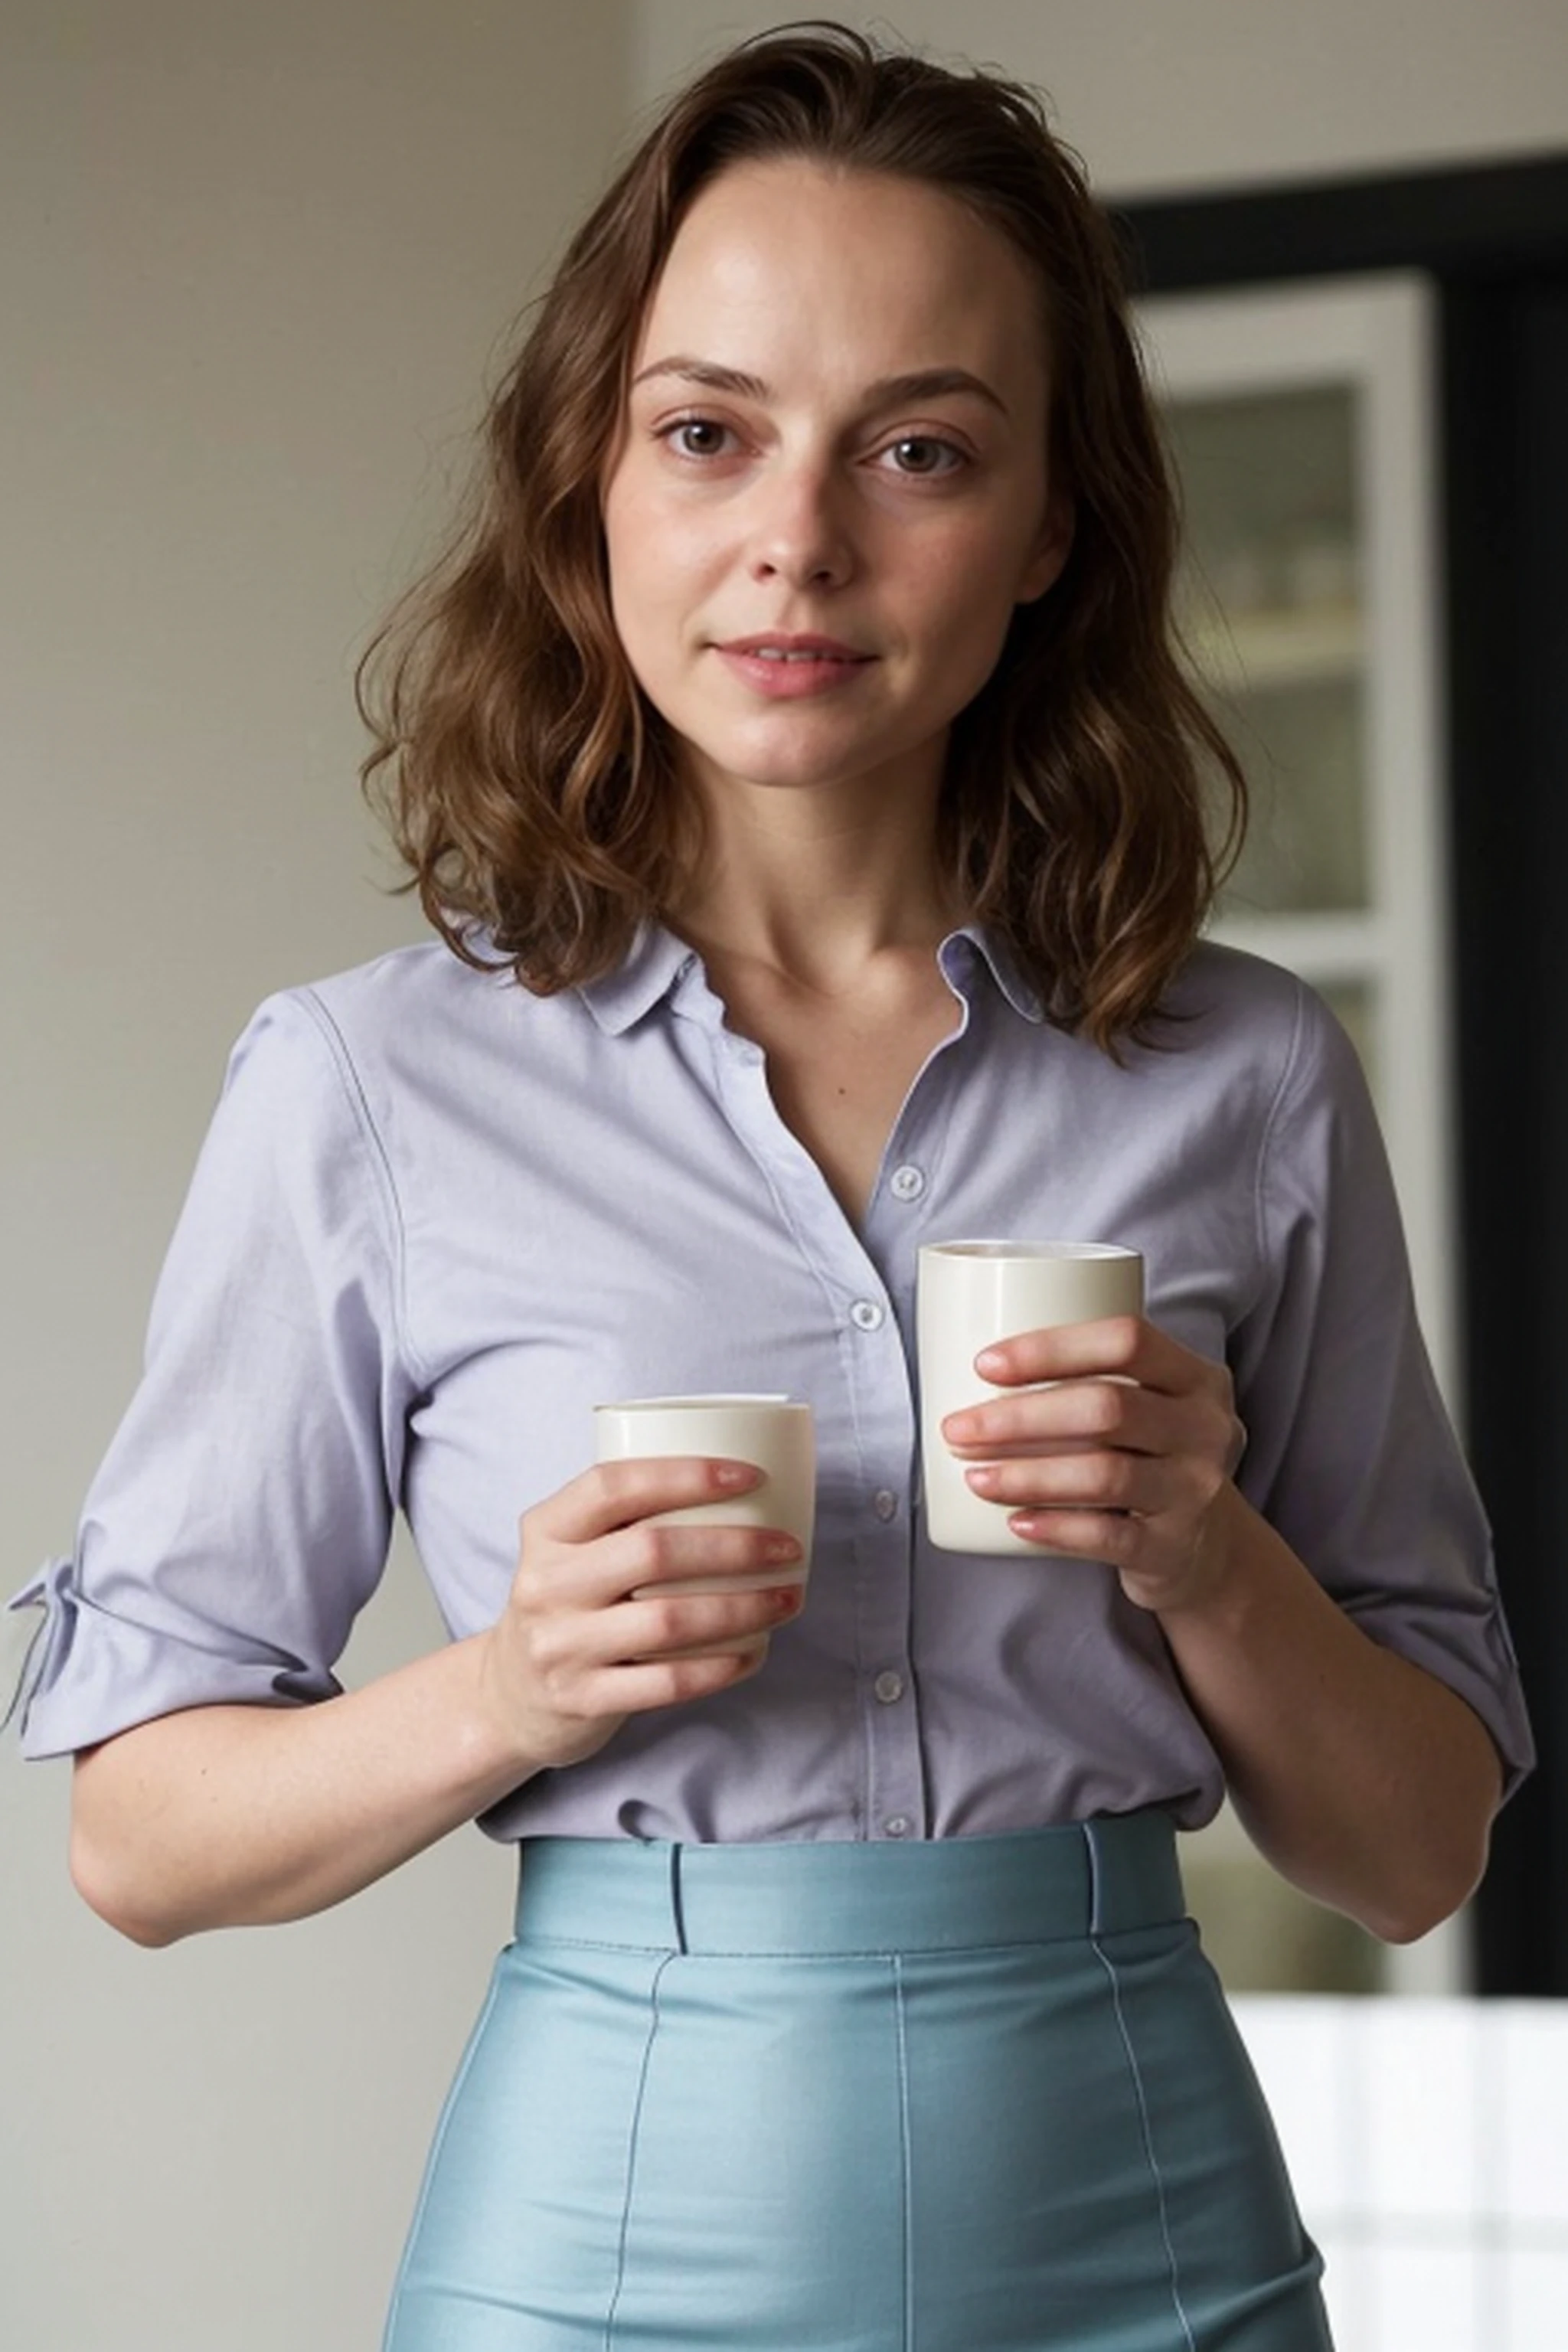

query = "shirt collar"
[[942, 923, 1045, 1024], [577, 923, 699, 1035], [577, 918, 1044, 1034]]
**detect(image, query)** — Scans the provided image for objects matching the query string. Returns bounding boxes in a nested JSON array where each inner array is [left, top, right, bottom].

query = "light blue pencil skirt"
[[384, 1816, 1332, 2350]]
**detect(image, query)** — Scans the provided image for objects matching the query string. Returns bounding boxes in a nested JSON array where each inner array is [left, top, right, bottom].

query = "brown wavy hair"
[[358, 20, 1243, 1050]]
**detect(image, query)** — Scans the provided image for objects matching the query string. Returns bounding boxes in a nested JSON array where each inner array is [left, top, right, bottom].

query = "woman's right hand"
[[69, 1457, 802, 1946], [477, 1456, 804, 1775]]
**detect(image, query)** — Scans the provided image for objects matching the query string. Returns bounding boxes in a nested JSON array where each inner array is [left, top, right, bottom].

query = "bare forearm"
[[70, 1635, 533, 1944], [69, 1461, 803, 1947], [1159, 1485, 1504, 1942], [943, 1318, 1505, 1942]]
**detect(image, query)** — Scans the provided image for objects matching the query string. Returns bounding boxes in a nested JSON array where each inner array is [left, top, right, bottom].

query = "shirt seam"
[[292, 986, 431, 1395], [1250, 971, 1312, 1312]]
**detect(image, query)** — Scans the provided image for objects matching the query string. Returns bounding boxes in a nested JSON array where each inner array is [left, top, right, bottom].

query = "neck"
[[670, 766, 961, 997]]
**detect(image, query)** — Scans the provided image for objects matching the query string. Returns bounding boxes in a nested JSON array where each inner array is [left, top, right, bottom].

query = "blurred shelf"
[[1184, 601, 1365, 691]]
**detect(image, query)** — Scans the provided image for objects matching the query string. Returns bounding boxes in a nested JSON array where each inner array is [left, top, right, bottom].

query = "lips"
[[749, 647, 854, 663], [717, 633, 871, 663], [711, 632, 876, 700]]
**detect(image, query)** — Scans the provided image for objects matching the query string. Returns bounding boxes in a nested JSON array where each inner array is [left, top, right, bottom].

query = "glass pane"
[[1223, 678, 1368, 913], [1165, 386, 1369, 917], [1168, 386, 1359, 618]]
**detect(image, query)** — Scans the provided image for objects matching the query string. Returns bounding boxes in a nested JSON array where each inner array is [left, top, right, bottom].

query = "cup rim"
[[594, 1392, 803, 1413], [918, 1238, 1139, 1263]]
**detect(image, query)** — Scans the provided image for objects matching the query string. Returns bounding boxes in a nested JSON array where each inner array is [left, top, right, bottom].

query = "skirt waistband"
[[512, 1814, 1184, 1956]]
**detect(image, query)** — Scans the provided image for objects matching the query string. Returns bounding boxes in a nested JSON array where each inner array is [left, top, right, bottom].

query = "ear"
[[1015, 486, 1075, 606]]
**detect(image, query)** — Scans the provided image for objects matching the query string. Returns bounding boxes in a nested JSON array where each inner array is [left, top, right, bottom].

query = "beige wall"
[[5, 4, 1566, 2347], [2, 7, 629, 2347], [634, 0, 1568, 194]]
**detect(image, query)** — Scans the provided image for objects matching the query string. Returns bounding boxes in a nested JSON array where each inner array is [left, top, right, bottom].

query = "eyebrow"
[[629, 357, 1011, 419]]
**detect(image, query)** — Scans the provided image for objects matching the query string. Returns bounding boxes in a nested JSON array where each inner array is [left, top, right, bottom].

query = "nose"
[[747, 458, 855, 591]]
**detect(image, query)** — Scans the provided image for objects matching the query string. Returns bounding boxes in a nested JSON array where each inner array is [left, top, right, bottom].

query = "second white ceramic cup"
[[593, 1393, 816, 1595], [916, 1240, 1145, 1555]]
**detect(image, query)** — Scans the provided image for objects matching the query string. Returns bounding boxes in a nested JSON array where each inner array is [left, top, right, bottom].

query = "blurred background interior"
[[4, 5, 1566, 2347]]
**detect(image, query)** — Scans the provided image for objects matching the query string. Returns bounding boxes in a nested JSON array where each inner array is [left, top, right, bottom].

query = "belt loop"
[[668, 1842, 690, 1955], [1083, 1819, 1105, 1939]]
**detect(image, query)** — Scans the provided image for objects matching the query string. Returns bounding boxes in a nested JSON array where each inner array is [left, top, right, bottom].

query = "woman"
[[10, 24, 1530, 2350]]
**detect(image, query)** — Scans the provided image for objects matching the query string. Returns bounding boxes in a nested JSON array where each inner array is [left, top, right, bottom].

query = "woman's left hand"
[[946, 1315, 1504, 1944], [940, 1316, 1247, 1616]]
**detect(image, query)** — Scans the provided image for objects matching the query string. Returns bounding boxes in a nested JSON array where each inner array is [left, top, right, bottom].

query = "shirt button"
[[850, 1298, 885, 1332], [889, 1164, 926, 1202], [883, 1815, 911, 1839], [872, 1489, 897, 1522], [874, 1671, 905, 1705]]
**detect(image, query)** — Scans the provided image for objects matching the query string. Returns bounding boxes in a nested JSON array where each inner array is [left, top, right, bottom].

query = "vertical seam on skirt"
[[1091, 1936, 1199, 2352], [1084, 1817, 1105, 1936], [668, 1841, 689, 1955], [892, 1954, 916, 2352], [604, 1949, 675, 2350]]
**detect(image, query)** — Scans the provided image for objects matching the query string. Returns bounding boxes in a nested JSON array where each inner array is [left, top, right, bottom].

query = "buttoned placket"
[[854, 1089, 954, 1842], [676, 956, 974, 1843]]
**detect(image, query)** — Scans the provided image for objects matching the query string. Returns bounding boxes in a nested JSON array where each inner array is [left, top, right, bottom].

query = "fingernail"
[[975, 1348, 1006, 1374], [713, 1462, 758, 1489], [965, 1464, 1000, 1491], [763, 1536, 802, 1563], [771, 1587, 803, 1617]]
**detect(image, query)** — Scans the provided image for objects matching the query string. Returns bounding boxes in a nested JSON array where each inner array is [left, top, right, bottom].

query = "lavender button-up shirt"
[[10, 925, 1532, 1840]]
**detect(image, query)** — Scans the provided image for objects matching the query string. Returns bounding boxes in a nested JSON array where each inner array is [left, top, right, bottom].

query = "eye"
[[658, 415, 737, 459], [878, 434, 966, 479]]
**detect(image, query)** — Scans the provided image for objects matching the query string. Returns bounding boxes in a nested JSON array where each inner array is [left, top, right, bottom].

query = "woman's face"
[[601, 159, 1071, 821]]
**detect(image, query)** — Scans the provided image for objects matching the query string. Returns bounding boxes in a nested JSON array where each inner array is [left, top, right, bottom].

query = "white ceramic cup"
[[916, 1240, 1145, 1555], [593, 1393, 816, 1596]]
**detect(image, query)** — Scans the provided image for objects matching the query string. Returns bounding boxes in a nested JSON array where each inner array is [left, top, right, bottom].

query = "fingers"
[[560, 1533, 806, 1655], [942, 1318, 1240, 1472], [544, 1639, 778, 1726], [614, 1579, 803, 1668], [521, 1500, 804, 1610], [972, 1315, 1200, 1396], [506, 1576, 802, 1728], [938, 1317, 1244, 1609], [505, 1467, 805, 1683], [486, 1540, 803, 1775], [943, 1370, 1146, 1459], [527, 1575, 802, 1677], [482, 1594, 792, 1775], [529, 1455, 767, 1546], [945, 1377, 1237, 1475], [483, 1456, 812, 1775], [518, 1459, 804, 1606], [961, 1442, 1224, 1608], [963, 1445, 1221, 1527]]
